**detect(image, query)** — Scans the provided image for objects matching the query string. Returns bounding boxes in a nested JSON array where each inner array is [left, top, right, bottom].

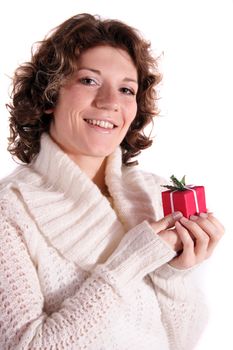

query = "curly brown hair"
[[7, 13, 162, 166]]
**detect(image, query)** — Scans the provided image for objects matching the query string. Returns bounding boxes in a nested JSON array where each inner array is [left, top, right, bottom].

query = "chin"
[[88, 146, 115, 158], [93, 150, 113, 158]]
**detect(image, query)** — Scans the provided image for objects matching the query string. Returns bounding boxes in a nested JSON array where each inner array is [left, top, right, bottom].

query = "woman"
[[0, 13, 224, 349]]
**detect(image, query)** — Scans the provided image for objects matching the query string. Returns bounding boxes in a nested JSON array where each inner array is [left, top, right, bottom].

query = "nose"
[[94, 85, 119, 112]]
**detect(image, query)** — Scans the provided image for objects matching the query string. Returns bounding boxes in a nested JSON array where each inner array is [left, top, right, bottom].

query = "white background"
[[0, 1, 232, 349]]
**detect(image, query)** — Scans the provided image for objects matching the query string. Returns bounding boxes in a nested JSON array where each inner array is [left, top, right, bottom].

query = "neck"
[[70, 153, 108, 194], [48, 132, 109, 195]]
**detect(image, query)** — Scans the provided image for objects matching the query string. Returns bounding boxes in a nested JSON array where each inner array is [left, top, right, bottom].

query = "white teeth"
[[85, 119, 115, 129]]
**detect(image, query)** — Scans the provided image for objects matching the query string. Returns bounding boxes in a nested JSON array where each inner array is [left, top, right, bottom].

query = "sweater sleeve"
[[0, 199, 175, 350], [149, 264, 209, 350], [148, 173, 209, 349]]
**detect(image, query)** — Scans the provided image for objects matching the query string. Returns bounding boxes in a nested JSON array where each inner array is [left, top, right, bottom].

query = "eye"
[[79, 77, 99, 86], [120, 87, 136, 96]]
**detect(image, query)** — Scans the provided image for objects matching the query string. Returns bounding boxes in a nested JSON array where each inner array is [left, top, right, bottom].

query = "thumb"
[[152, 211, 183, 234]]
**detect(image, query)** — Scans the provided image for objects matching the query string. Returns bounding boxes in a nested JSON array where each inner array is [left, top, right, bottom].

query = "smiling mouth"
[[84, 119, 117, 129]]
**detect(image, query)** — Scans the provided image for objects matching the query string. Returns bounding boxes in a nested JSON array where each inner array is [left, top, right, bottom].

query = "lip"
[[83, 117, 119, 127]]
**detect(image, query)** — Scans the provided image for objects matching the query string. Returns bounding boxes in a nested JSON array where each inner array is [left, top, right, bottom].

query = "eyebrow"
[[77, 67, 138, 84]]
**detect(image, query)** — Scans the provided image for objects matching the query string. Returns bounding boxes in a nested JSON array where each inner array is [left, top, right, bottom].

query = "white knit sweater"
[[0, 133, 208, 350]]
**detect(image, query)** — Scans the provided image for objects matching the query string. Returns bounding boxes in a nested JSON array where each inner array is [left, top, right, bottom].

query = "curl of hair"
[[7, 13, 162, 166]]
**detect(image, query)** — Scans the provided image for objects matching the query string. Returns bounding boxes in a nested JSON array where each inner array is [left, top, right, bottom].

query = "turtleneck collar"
[[32, 133, 123, 201], [2, 132, 160, 267]]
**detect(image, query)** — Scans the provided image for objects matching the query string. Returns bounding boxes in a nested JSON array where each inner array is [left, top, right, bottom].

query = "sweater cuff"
[[154, 262, 200, 280], [95, 220, 176, 289]]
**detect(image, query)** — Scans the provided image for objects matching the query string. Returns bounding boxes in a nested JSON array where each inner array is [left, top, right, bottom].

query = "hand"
[[170, 212, 225, 269], [149, 212, 184, 252]]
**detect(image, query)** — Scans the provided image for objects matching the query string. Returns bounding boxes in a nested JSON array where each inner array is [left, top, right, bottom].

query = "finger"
[[199, 213, 224, 258], [190, 214, 217, 238], [190, 214, 224, 245], [175, 221, 195, 253], [204, 213, 225, 233], [152, 211, 183, 234], [200, 211, 225, 232], [180, 217, 209, 261], [174, 221, 195, 267]]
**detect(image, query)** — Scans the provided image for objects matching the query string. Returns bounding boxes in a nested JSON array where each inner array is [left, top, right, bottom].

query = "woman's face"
[[49, 45, 138, 161]]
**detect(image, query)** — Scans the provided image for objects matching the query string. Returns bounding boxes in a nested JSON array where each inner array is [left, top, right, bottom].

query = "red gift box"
[[161, 176, 207, 218]]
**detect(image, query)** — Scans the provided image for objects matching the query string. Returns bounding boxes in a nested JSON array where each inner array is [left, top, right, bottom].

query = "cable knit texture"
[[0, 133, 208, 349]]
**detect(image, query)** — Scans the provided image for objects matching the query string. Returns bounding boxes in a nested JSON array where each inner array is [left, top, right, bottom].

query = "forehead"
[[77, 45, 138, 77]]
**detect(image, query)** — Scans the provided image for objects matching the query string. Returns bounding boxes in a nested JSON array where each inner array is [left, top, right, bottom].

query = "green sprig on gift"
[[162, 175, 187, 191]]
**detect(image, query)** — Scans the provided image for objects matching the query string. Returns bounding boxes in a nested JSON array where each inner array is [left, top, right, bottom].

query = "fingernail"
[[172, 211, 183, 220], [180, 216, 189, 223], [200, 212, 208, 218], [175, 220, 181, 227], [190, 215, 198, 221]]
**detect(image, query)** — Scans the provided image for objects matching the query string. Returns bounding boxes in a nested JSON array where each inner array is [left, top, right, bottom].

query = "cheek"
[[125, 102, 137, 124]]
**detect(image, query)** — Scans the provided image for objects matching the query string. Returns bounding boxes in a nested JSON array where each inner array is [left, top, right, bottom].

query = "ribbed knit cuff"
[[155, 262, 198, 279], [95, 220, 176, 289], [149, 263, 201, 302]]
